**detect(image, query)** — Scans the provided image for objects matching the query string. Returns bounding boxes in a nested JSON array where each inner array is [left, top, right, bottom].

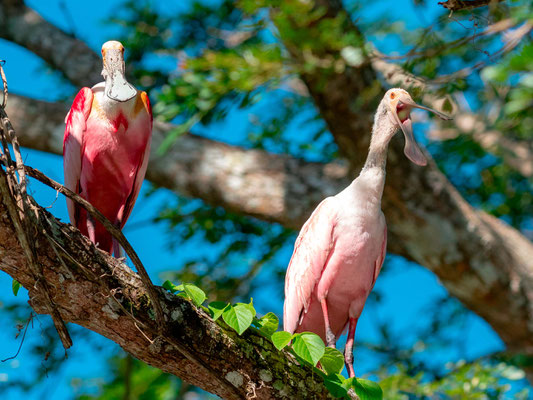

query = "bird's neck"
[[349, 102, 398, 204], [362, 102, 398, 172]]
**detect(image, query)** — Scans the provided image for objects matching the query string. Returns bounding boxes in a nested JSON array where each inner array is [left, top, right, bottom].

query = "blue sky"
[[0, 0, 521, 399]]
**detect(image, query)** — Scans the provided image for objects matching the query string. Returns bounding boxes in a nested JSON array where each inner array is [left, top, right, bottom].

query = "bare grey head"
[[373, 88, 452, 166]]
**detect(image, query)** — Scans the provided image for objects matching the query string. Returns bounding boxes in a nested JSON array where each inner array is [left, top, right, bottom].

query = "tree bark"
[[0, 194, 333, 400]]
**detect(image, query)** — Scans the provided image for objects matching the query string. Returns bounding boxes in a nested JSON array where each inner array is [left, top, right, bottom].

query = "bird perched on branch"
[[283, 88, 451, 377], [63, 40, 152, 256]]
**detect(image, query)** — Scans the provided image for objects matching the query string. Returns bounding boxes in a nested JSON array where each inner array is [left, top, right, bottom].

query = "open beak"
[[102, 49, 137, 102], [390, 95, 452, 166]]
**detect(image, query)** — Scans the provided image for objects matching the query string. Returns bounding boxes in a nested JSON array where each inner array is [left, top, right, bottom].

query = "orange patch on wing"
[[133, 91, 152, 120]]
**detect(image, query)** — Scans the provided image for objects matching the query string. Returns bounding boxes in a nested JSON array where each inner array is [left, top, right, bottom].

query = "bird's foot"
[[115, 256, 127, 263], [325, 329, 336, 348], [344, 348, 355, 378]]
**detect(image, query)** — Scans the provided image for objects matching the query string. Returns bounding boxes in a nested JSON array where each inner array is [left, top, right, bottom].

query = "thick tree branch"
[[6, 94, 346, 229], [0, 1, 101, 86], [0, 185, 333, 399]]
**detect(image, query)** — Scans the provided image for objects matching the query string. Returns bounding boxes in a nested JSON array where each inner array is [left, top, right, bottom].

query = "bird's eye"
[[390, 92, 396, 99]]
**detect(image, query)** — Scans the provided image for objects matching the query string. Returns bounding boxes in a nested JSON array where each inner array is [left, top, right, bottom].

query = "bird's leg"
[[320, 299, 336, 348], [87, 214, 96, 244], [344, 317, 358, 378]]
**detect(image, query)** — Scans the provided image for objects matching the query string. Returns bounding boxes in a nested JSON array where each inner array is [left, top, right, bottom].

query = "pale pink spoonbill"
[[283, 88, 451, 377], [63, 40, 152, 256]]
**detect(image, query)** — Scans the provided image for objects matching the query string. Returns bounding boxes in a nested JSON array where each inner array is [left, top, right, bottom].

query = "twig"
[[438, 0, 504, 13], [1, 313, 33, 362], [429, 21, 532, 84], [23, 166, 166, 333], [0, 60, 7, 108], [0, 63, 72, 350]]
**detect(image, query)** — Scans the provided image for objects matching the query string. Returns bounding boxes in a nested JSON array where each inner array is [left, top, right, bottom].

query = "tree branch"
[[438, 0, 504, 12], [5, 94, 346, 229], [370, 46, 533, 178], [0, 0, 101, 86], [0, 177, 333, 399]]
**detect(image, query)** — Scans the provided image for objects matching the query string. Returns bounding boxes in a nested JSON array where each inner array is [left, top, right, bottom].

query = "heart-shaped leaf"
[[349, 378, 383, 400], [271, 331, 293, 351], [182, 283, 206, 307], [320, 347, 345, 375], [208, 301, 229, 321], [162, 280, 179, 293], [292, 332, 325, 366], [12, 279, 21, 296], [323, 374, 348, 398], [255, 312, 279, 337], [223, 304, 254, 335]]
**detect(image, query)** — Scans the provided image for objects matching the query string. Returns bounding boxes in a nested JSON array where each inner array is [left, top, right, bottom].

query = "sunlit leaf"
[[271, 331, 292, 351], [162, 280, 179, 293], [320, 347, 345, 375], [292, 332, 325, 366], [182, 283, 206, 306], [351, 378, 383, 400], [223, 304, 254, 335], [255, 312, 279, 337], [208, 301, 229, 321]]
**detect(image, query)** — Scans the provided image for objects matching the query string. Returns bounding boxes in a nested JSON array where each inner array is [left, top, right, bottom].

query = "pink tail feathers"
[[112, 238, 124, 258]]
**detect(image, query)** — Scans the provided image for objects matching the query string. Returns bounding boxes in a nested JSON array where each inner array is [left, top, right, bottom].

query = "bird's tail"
[[112, 238, 124, 258]]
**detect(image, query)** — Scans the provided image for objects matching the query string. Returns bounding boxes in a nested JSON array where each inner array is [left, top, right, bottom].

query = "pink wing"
[[283, 197, 337, 334], [371, 225, 387, 289], [118, 91, 153, 228], [63, 87, 93, 225]]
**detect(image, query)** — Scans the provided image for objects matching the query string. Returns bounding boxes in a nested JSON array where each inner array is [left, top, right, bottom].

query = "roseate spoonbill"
[[63, 40, 152, 256], [283, 88, 451, 377]]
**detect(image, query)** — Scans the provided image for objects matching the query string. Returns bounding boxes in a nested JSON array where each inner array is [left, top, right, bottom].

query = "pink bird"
[[283, 88, 451, 377], [63, 40, 152, 256]]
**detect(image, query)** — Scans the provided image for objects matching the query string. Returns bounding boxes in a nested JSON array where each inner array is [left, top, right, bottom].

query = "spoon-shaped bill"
[[105, 69, 137, 102], [399, 118, 427, 166], [401, 98, 453, 121]]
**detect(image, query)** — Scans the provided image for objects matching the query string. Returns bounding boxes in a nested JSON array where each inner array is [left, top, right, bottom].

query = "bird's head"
[[101, 40, 137, 102], [384, 88, 452, 166]]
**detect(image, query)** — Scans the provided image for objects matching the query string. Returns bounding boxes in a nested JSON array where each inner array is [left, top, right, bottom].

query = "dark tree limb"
[[438, 0, 505, 12], [0, 63, 72, 349]]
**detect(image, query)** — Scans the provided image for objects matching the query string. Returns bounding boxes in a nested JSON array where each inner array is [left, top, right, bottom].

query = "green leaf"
[[292, 332, 325, 366], [271, 331, 293, 351], [208, 301, 229, 321], [237, 299, 256, 319], [162, 280, 179, 293], [255, 312, 279, 337], [350, 378, 383, 400], [163, 281, 206, 307], [223, 304, 254, 335], [182, 283, 206, 306], [320, 347, 345, 375], [323, 374, 349, 398], [12, 279, 21, 296]]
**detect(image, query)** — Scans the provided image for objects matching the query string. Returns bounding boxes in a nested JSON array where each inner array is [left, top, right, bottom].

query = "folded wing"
[[283, 197, 337, 333]]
